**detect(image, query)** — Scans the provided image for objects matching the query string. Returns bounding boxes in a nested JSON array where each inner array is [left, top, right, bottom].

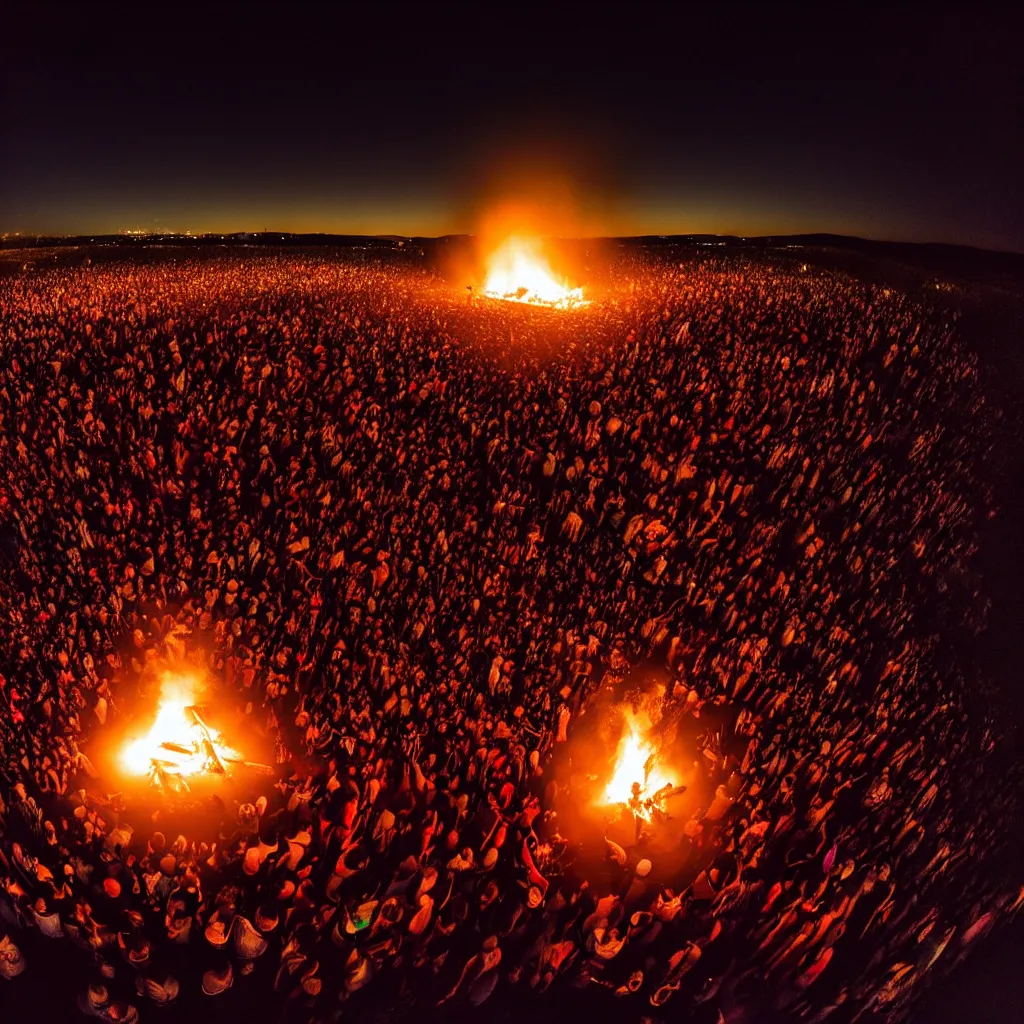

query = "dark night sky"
[[2, 7, 1022, 249]]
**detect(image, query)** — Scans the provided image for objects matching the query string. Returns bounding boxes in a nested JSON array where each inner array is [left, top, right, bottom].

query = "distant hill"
[[3, 229, 1022, 291]]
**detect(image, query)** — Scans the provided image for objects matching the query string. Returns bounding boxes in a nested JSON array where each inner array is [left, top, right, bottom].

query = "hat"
[[255, 904, 280, 933], [415, 865, 438, 899], [201, 961, 234, 996], [232, 915, 269, 960], [345, 899, 379, 935], [105, 826, 132, 853], [243, 847, 261, 876], [127, 937, 152, 965], [344, 951, 372, 991], [205, 919, 230, 947], [650, 983, 676, 1007], [84, 984, 109, 1009]]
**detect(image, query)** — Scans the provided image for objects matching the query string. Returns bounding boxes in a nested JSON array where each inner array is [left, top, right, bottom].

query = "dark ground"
[[911, 916, 1024, 1023]]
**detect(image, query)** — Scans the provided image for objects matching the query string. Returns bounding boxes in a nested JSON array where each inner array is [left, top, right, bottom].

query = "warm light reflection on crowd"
[[0, 248, 1018, 1022]]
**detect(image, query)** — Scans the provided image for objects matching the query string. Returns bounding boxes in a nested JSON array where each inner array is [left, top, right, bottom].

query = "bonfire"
[[482, 237, 588, 309], [120, 675, 269, 792], [603, 713, 683, 822]]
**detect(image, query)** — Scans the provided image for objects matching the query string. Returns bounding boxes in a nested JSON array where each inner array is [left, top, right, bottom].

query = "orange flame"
[[121, 674, 241, 778], [602, 713, 675, 822], [482, 237, 588, 309]]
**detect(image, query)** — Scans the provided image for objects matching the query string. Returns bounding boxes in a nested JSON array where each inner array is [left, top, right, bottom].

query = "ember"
[[482, 236, 588, 309]]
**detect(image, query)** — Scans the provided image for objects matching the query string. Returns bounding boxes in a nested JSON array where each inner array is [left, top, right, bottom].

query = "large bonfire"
[[602, 710, 681, 822], [120, 673, 266, 792], [482, 236, 588, 309]]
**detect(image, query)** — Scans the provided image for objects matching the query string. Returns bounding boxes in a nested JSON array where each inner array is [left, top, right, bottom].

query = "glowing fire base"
[[482, 237, 589, 310], [121, 677, 270, 794]]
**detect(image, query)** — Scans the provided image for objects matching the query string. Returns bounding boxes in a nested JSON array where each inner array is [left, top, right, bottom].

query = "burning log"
[[150, 762, 191, 796], [159, 742, 194, 757], [186, 706, 229, 775]]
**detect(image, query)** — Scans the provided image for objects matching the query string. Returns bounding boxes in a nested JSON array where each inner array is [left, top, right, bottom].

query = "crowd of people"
[[0, 248, 1020, 1023]]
